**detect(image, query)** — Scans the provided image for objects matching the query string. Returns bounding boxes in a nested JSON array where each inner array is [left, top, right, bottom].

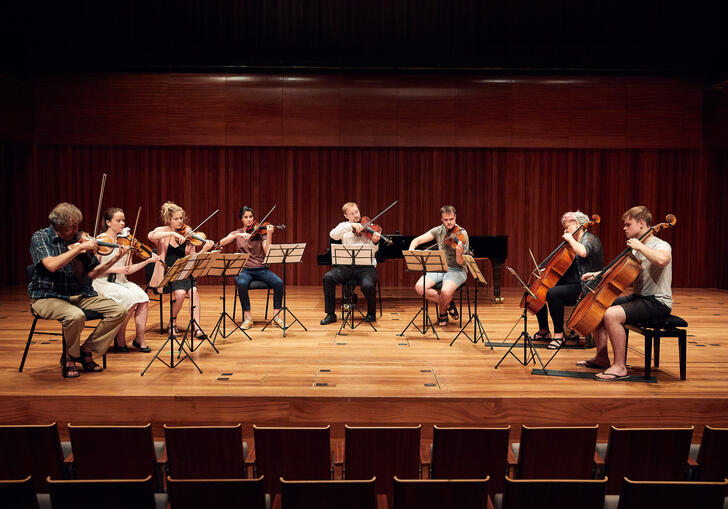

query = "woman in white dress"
[[93, 208, 160, 352]]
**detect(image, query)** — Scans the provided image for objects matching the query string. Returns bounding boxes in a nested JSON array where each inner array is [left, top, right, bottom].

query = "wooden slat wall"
[[32, 73, 703, 149], [4, 145, 726, 289]]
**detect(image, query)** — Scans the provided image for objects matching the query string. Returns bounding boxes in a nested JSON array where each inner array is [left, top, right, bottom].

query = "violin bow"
[[183, 208, 219, 242], [127, 206, 142, 267], [360, 200, 398, 229], [255, 205, 277, 229], [92, 173, 107, 237]]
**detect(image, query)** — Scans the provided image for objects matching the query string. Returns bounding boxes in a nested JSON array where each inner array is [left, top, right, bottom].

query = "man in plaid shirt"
[[29, 202, 127, 378]]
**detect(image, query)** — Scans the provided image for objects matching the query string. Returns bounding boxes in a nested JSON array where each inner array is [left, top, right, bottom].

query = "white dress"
[[92, 250, 149, 310]]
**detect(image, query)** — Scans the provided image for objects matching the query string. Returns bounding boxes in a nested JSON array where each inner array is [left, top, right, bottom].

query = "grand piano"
[[317, 234, 508, 302]]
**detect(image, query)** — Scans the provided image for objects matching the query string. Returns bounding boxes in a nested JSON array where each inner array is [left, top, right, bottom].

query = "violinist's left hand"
[[115, 245, 131, 260], [149, 252, 161, 263], [455, 241, 464, 253], [372, 231, 381, 242], [203, 240, 215, 251]]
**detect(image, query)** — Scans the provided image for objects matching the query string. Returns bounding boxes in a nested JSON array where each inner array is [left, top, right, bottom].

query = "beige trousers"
[[30, 295, 126, 358]]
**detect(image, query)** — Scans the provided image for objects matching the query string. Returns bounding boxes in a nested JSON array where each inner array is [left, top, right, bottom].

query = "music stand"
[[397, 250, 448, 339], [494, 266, 546, 369], [450, 255, 493, 349], [174, 252, 220, 355], [207, 253, 251, 344], [261, 243, 307, 337], [330, 244, 377, 334], [141, 256, 202, 375]]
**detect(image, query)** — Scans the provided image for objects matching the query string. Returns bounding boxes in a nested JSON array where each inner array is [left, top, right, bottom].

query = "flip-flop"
[[576, 360, 610, 369], [594, 372, 630, 381]]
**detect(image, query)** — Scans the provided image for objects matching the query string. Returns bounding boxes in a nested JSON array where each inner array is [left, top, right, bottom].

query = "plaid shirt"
[[28, 225, 99, 300]]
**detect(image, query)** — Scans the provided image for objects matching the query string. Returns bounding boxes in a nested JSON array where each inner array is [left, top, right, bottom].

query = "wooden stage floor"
[[1, 285, 727, 439]]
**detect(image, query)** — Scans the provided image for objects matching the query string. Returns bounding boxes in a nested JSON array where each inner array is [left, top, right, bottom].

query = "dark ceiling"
[[2, 0, 727, 79]]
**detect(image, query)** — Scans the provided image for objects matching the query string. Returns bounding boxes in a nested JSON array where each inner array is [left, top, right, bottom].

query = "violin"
[[444, 225, 472, 254], [176, 224, 211, 247], [354, 217, 393, 245], [566, 214, 676, 337], [248, 222, 286, 241], [70, 232, 123, 256], [520, 214, 600, 314], [116, 233, 167, 267]]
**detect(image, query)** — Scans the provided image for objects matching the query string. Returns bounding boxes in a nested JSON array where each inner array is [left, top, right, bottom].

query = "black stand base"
[[450, 281, 492, 349], [494, 293, 545, 369], [337, 301, 376, 335], [210, 277, 251, 345]]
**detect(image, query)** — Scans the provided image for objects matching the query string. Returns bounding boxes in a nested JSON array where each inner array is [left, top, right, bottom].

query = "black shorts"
[[613, 294, 671, 325]]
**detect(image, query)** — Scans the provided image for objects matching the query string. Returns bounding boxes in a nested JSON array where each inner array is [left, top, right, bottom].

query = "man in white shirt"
[[320, 202, 381, 325]]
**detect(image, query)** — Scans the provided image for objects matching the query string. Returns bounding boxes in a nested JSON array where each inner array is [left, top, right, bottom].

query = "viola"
[[176, 223, 210, 247], [116, 234, 167, 267], [566, 214, 676, 337], [354, 216, 393, 245], [69, 232, 123, 256], [444, 225, 472, 254], [520, 214, 600, 314], [248, 222, 286, 241]]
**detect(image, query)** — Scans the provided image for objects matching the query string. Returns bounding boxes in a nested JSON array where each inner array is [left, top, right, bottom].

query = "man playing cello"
[[578, 206, 673, 381]]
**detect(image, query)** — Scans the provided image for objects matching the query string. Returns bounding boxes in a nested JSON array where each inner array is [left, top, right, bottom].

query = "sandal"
[[547, 337, 565, 350], [71, 353, 103, 373], [447, 300, 459, 320], [193, 330, 208, 340], [437, 312, 449, 326], [62, 361, 80, 378], [532, 329, 551, 341]]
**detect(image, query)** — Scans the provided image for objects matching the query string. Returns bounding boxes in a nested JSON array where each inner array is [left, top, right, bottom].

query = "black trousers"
[[536, 282, 581, 334], [323, 265, 378, 316]]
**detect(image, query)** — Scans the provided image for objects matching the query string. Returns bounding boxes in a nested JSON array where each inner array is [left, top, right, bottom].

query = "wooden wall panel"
[[32, 73, 704, 149], [4, 146, 726, 290]]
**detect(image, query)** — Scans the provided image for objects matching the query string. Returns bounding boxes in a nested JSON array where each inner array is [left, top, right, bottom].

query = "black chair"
[[340, 279, 383, 319], [20, 265, 106, 373], [144, 258, 165, 334], [625, 314, 688, 380], [47, 475, 165, 509], [616, 477, 727, 509], [430, 280, 470, 327], [233, 280, 272, 322], [0, 476, 40, 509]]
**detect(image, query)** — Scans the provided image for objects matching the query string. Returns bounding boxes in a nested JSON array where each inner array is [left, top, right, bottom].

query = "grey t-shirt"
[[428, 224, 469, 270], [632, 236, 672, 309]]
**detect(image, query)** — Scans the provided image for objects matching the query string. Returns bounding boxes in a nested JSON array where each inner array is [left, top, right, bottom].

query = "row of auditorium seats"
[[1, 423, 726, 508]]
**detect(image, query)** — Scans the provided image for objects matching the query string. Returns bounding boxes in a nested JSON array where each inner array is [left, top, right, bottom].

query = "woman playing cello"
[[532, 211, 603, 349]]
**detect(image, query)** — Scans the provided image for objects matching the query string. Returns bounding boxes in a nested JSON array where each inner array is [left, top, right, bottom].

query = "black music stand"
[[261, 243, 307, 337], [494, 266, 546, 369], [175, 252, 219, 355], [330, 244, 377, 335], [451, 254, 493, 349], [141, 256, 202, 375], [398, 250, 448, 339], [208, 253, 251, 344]]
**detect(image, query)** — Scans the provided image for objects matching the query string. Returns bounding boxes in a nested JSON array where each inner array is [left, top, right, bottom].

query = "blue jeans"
[[235, 267, 283, 312]]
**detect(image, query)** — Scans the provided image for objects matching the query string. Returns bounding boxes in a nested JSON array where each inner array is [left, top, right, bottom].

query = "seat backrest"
[[344, 425, 421, 506], [167, 476, 266, 509], [69, 424, 158, 487], [47, 475, 156, 509], [26, 264, 35, 284], [280, 477, 377, 509], [501, 476, 607, 509], [0, 476, 39, 509], [431, 425, 509, 495], [616, 478, 728, 509], [393, 477, 490, 509], [517, 425, 598, 479], [696, 425, 728, 481], [164, 424, 245, 478], [253, 425, 331, 495], [0, 423, 64, 492], [604, 426, 693, 494]]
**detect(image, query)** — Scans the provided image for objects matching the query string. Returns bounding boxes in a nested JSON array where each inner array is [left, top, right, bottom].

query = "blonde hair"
[[49, 202, 83, 227], [622, 206, 652, 226], [440, 205, 456, 216], [161, 202, 186, 223], [342, 202, 358, 214]]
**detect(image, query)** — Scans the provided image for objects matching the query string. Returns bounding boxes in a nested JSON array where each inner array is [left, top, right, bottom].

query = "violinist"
[[92, 208, 161, 353], [148, 201, 215, 338], [320, 202, 380, 325], [219, 206, 284, 329], [579, 206, 673, 381], [28, 202, 127, 378], [408, 205, 468, 326], [533, 211, 603, 349]]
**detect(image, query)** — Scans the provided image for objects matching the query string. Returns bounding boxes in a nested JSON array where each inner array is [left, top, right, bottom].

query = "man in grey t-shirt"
[[408, 205, 469, 326], [579, 206, 673, 381]]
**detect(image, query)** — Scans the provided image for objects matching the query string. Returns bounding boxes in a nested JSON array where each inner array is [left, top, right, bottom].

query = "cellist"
[[578, 206, 673, 381], [533, 211, 603, 349]]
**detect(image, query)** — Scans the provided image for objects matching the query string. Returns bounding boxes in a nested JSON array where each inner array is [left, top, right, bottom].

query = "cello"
[[566, 214, 676, 337], [521, 214, 600, 314]]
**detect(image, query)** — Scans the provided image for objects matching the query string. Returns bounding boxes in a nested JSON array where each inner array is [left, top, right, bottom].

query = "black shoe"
[[113, 342, 128, 353], [131, 340, 151, 353], [364, 314, 377, 323], [320, 313, 337, 325]]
